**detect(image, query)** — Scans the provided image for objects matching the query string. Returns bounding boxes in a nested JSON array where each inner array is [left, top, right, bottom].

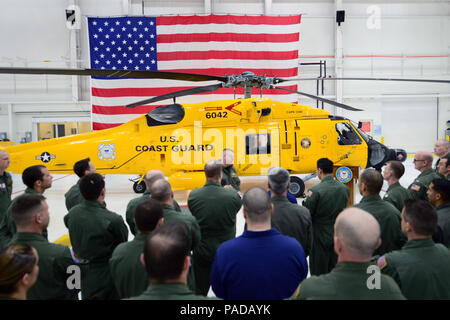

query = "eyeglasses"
[[413, 159, 425, 163]]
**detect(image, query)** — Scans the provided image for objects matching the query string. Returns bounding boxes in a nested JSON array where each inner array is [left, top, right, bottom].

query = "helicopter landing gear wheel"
[[133, 180, 146, 194], [289, 176, 305, 198]]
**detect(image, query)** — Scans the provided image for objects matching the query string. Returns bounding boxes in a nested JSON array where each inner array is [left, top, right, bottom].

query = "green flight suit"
[[353, 194, 406, 256], [126, 189, 181, 236], [271, 196, 312, 256], [432, 202, 450, 248], [0, 171, 12, 248], [302, 176, 350, 276], [8, 232, 78, 300], [407, 168, 441, 201], [377, 238, 450, 299], [383, 182, 410, 212], [64, 200, 128, 300], [64, 180, 83, 211], [292, 262, 405, 300], [109, 233, 148, 299], [125, 283, 215, 300], [221, 165, 241, 191], [188, 181, 242, 295]]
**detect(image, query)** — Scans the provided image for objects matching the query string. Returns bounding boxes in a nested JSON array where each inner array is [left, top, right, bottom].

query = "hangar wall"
[[0, 0, 449, 153]]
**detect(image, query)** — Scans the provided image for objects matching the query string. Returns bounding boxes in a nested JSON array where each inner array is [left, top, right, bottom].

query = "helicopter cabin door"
[[332, 120, 367, 168]]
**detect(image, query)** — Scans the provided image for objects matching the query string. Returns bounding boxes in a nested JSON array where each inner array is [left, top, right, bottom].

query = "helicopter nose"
[[388, 148, 408, 163]]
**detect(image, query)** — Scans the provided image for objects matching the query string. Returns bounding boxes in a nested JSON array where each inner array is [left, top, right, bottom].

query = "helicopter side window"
[[335, 122, 362, 145], [145, 103, 185, 127], [246, 133, 271, 155]]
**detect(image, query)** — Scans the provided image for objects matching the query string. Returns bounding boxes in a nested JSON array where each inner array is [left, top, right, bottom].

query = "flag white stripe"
[[156, 23, 301, 35], [157, 59, 298, 70], [157, 41, 300, 53]]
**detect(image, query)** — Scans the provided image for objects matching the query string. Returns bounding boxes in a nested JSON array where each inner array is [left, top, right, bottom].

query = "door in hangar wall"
[[381, 98, 437, 153], [32, 118, 92, 141]]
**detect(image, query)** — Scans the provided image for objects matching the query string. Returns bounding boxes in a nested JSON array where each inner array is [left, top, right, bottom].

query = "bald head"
[[150, 179, 172, 203], [414, 150, 434, 171], [434, 140, 450, 158], [416, 150, 433, 163], [335, 208, 381, 260], [242, 187, 272, 224], [0, 150, 10, 173], [143, 170, 165, 188]]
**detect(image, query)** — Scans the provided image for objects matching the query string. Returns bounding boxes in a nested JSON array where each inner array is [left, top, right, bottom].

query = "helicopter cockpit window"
[[246, 133, 271, 155], [335, 122, 362, 145], [145, 103, 185, 127]]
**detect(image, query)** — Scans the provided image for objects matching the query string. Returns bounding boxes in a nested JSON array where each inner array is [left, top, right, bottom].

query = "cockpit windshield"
[[146, 104, 185, 126]]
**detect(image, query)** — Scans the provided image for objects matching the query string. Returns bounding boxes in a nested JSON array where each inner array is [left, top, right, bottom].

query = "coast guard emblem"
[[98, 144, 116, 161]]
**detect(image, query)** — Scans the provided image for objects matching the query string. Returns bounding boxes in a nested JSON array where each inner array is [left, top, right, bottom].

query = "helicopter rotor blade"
[[272, 86, 363, 111], [276, 76, 450, 84], [0, 67, 227, 82], [125, 83, 223, 108]]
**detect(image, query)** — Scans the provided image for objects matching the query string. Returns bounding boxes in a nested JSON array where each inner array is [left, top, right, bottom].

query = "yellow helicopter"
[[2, 67, 447, 196]]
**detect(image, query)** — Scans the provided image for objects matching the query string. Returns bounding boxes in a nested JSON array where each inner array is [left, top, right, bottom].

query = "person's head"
[[0, 244, 39, 299], [242, 187, 273, 228], [382, 161, 405, 181], [141, 222, 190, 283], [149, 179, 173, 204], [22, 165, 52, 192], [0, 150, 10, 173], [79, 173, 105, 201], [11, 194, 49, 233], [434, 139, 450, 158], [222, 149, 235, 167], [413, 150, 433, 172], [204, 160, 222, 182], [267, 167, 290, 195], [143, 170, 165, 189], [427, 178, 450, 206], [334, 208, 381, 262], [358, 168, 383, 196], [437, 154, 450, 176], [73, 158, 96, 178], [317, 158, 334, 179], [401, 199, 437, 240], [134, 199, 164, 234]]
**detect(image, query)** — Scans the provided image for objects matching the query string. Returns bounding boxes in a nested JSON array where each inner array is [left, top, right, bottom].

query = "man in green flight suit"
[[377, 199, 450, 299], [64, 173, 128, 300], [353, 168, 406, 256], [408, 151, 441, 200], [433, 139, 450, 171], [110, 199, 164, 299], [427, 178, 450, 247], [0, 150, 12, 248], [126, 222, 215, 300], [64, 158, 97, 211], [303, 158, 349, 275], [188, 160, 242, 296], [126, 169, 181, 236], [382, 161, 410, 212], [9, 193, 79, 300], [436, 154, 450, 179], [292, 207, 405, 300], [221, 148, 241, 194], [150, 179, 201, 292]]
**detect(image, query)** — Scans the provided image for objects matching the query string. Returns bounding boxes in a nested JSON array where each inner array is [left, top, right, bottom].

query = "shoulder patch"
[[410, 184, 421, 192], [377, 256, 387, 271], [306, 190, 313, 197]]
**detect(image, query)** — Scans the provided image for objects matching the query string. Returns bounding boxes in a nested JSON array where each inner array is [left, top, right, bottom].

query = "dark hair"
[[73, 158, 91, 178], [134, 199, 164, 232], [317, 158, 334, 174], [149, 179, 172, 202], [430, 178, 450, 202], [204, 160, 222, 179], [79, 173, 105, 201], [360, 169, 383, 194], [242, 187, 272, 223], [386, 161, 405, 179], [443, 154, 450, 168], [11, 194, 46, 228], [0, 244, 37, 294], [403, 199, 437, 236], [143, 222, 189, 282], [22, 165, 46, 189]]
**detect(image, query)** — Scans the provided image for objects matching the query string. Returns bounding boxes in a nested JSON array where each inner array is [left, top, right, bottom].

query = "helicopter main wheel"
[[289, 176, 305, 198], [133, 180, 146, 194]]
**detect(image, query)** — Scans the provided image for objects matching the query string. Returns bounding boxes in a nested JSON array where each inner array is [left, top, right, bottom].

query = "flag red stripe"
[[158, 67, 298, 77], [93, 122, 122, 130], [156, 15, 301, 26], [157, 33, 299, 43], [158, 50, 299, 61], [92, 105, 161, 115]]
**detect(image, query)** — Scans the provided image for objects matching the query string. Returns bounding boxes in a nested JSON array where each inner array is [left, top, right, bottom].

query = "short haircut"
[[403, 199, 437, 236], [204, 160, 222, 179], [0, 243, 37, 294], [143, 170, 165, 188], [443, 154, 450, 168], [143, 222, 189, 282], [317, 158, 334, 174], [22, 165, 46, 189], [134, 199, 164, 232], [386, 161, 405, 179], [79, 173, 105, 201], [360, 168, 383, 194], [268, 167, 290, 194], [149, 179, 172, 203], [430, 178, 450, 202], [11, 194, 46, 228], [222, 148, 234, 155], [73, 158, 91, 178], [242, 187, 272, 224]]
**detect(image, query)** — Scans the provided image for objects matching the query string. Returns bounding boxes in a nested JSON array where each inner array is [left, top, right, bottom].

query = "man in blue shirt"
[[210, 187, 308, 300]]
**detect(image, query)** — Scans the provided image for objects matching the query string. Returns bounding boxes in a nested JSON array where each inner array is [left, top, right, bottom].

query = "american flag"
[[88, 15, 301, 130]]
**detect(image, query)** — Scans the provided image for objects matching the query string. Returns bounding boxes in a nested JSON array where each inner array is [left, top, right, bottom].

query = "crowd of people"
[[0, 142, 449, 300]]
